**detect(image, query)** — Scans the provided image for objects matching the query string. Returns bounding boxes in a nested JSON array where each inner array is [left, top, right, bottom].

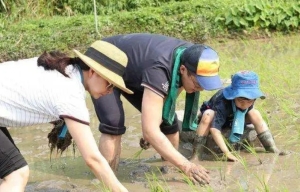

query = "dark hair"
[[180, 44, 205, 73], [37, 51, 90, 77], [186, 69, 196, 77], [48, 121, 75, 159], [237, 97, 256, 101]]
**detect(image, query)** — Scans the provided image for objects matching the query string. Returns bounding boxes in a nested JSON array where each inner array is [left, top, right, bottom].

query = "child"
[[190, 70, 283, 161]]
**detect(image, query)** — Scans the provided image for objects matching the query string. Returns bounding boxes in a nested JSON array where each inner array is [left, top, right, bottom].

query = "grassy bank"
[[1, 1, 300, 191], [1, 0, 299, 61]]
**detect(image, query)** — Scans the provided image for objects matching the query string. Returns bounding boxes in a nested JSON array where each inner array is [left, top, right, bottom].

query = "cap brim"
[[73, 49, 133, 94], [196, 75, 222, 91], [223, 85, 265, 100]]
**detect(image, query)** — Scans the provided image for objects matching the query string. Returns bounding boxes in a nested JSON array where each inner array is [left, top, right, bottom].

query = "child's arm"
[[210, 128, 238, 162]]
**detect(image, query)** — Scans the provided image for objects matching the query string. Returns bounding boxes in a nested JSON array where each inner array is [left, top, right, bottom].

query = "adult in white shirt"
[[0, 41, 133, 192]]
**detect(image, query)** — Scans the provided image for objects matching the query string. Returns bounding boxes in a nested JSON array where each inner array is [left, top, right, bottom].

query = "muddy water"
[[5, 36, 300, 192]]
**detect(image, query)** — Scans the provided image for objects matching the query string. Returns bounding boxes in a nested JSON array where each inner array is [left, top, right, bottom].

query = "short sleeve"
[[211, 99, 229, 130], [54, 82, 90, 125], [141, 65, 170, 97]]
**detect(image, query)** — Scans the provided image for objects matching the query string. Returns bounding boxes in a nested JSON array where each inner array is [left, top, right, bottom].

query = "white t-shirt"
[[0, 57, 90, 127]]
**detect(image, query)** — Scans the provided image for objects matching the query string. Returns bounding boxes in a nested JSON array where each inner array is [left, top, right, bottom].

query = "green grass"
[[1, 0, 300, 62], [37, 34, 300, 192], [205, 36, 300, 135], [176, 35, 300, 192], [3, 9, 299, 190], [208, 35, 299, 191]]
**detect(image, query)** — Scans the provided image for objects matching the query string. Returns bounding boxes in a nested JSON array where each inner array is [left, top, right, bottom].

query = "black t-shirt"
[[200, 89, 254, 130], [103, 33, 193, 97]]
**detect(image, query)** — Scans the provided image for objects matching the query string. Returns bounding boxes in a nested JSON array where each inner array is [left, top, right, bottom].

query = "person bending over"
[[0, 41, 132, 192], [92, 33, 223, 184], [191, 71, 284, 162]]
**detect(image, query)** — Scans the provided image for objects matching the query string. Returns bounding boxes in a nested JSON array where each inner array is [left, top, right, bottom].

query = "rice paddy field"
[[6, 34, 300, 192]]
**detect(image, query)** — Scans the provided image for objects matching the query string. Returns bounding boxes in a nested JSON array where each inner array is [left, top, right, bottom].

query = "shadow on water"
[[5, 35, 300, 192]]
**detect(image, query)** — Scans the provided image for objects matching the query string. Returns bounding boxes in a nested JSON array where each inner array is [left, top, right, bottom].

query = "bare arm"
[[64, 118, 128, 192], [210, 128, 238, 161], [141, 88, 210, 184]]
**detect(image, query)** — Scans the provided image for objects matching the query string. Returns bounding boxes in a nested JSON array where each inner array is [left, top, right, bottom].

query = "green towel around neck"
[[162, 47, 199, 131]]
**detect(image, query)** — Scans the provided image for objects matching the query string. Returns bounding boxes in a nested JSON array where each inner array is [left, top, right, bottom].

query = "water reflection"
[[4, 35, 300, 191]]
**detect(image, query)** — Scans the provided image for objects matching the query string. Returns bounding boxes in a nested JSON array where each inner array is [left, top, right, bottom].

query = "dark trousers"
[[0, 127, 27, 179]]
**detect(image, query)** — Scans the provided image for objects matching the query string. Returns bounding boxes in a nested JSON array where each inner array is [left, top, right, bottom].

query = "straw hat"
[[73, 40, 133, 94]]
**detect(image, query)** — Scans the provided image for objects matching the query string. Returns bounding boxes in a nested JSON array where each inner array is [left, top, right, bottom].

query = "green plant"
[[145, 170, 170, 192], [242, 140, 262, 164], [180, 170, 214, 192], [254, 173, 271, 192], [215, 0, 300, 32]]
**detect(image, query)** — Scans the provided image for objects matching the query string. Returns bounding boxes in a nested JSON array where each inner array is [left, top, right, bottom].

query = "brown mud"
[[1, 36, 300, 191], [2, 99, 298, 192]]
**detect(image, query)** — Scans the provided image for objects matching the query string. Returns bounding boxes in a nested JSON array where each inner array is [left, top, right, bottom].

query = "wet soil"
[[5, 102, 299, 192], [3, 36, 300, 191]]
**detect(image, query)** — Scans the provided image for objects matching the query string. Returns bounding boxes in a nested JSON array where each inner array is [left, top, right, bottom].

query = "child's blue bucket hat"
[[223, 71, 265, 100]]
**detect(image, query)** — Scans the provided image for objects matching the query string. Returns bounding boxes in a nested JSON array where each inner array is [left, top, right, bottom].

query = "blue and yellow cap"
[[182, 45, 222, 90]]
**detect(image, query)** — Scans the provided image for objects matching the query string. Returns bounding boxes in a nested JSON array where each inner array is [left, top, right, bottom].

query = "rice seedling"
[[222, 138, 249, 170], [92, 179, 112, 192], [254, 173, 270, 192], [279, 187, 289, 192], [218, 167, 226, 181], [242, 140, 262, 164], [145, 169, 170, 192], [203, 146, 223, 161], [180, 171, 214, 192], [3, 31, 299, 191], [132, 148, 145, 160], [123, 148, 145, 164]]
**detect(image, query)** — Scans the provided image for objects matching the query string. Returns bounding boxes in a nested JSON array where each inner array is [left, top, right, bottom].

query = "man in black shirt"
[[92, 33, 222, 184]]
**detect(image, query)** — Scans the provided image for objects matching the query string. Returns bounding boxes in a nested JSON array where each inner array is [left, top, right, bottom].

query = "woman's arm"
[[64, 118, 128, 192]]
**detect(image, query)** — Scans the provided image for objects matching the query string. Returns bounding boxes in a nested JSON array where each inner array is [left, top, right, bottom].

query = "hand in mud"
[[139, 138, 151, 150], [225, 151, 238, 162], [182, 162, 210, 185]]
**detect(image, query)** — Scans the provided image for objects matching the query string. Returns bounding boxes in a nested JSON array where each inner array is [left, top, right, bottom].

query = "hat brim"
[[73, 49, 133, 94], [196, 75, 222, 91], [223, 85, 265, 100]]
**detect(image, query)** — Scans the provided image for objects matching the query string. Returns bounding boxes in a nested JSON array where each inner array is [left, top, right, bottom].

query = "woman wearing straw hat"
[[91, 33, 223, 185], [0, 41, 131, 192]]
